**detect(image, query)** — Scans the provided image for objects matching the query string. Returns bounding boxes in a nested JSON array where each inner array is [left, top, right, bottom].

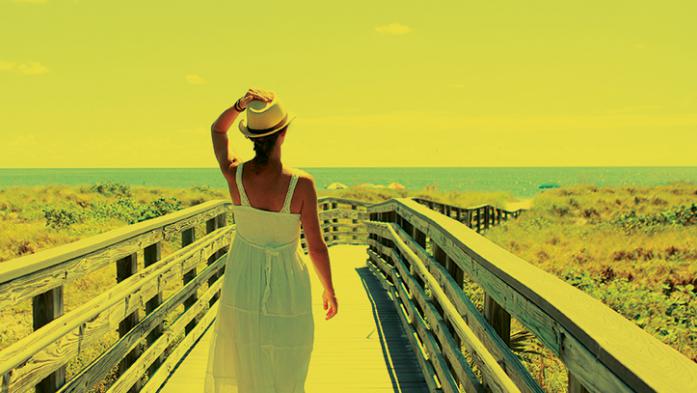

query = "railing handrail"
[[412, 197, 525, 214], [0, 194, 370, 393], [0, 196, 368, 286], [0, 200, 230, 284], [0, 196, 528, 391], [0, 226, 233, 378], [367, 197, 697, 392]]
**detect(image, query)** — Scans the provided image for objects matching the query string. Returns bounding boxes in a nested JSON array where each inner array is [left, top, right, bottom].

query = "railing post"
[[207, 217, 220, 306], [476, 208, 483, 233], [433, 243, 446, 268], [413, 227, 426, 249], [214, 213, 228, 285], [568, 372, 591, 393], [33, 287, 65, 393], [116, 253, 143, 393], [484, 206, 490, 231], [484, 293, 511, 347], [144, 241, 164, 378], [182, 227, 198, 335]]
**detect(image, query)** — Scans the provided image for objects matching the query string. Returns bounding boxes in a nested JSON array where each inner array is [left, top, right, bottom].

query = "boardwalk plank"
[[158, 245, 430, 393]]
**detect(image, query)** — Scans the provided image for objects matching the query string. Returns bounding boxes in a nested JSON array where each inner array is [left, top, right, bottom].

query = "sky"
[[1, 0, 696, 168]]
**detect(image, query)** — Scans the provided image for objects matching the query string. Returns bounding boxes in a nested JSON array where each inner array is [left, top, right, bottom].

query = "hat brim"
[[239, 112, 296, 138]]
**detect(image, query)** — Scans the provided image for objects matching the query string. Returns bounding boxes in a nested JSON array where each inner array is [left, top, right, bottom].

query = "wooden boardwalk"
[[158, 244, 430, 393]]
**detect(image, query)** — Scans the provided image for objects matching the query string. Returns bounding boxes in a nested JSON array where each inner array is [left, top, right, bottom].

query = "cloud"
[[375, 22, 411, 35], [185, 73, 207, 85], [0, 60, 49, 75]]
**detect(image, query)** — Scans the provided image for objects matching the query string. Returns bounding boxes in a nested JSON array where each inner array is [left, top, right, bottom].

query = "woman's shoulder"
[[289, 167, 313, 180], [288, 168, 316, 195]]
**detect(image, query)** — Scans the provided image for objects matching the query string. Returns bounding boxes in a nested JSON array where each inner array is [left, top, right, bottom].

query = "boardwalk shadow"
[[355, 266, 430, 393]]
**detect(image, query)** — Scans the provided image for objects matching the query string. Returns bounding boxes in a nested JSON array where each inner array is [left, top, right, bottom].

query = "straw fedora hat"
[[239, 95, 296, 138]]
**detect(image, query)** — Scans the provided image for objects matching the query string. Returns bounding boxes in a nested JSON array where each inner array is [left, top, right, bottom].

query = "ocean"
[[0, 167, 695, 198]]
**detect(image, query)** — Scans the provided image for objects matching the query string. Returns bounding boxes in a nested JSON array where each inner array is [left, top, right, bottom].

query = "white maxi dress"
[[204, 161, 314, 393]]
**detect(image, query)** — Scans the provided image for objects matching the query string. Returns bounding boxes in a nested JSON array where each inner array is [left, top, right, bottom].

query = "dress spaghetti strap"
[[281, 173, 299, 214], [235, 162, 251, 207]]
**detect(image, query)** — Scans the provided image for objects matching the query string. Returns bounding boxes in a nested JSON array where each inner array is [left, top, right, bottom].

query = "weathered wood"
[[0, 200, 229, 288], [0, 226, 232, 392], [375, 249, 483, 393], [316, 208, 368, 222], [369, 197, 697, 393], [32, 286, 65, 393], [366, 258, 443, 393], [370, 223, 543, 393], [60, 253, 226, 393], [1, 229, 164, 311], [484, 294, 511, 348], [109, 255, 226, 393], [181, 227, 199, 336], [163, 245, 430, 393], [1, 197, 380, 393], [143, 240, 163, 377], [568, 371, 591, 393], [116, 253, 143, 393], [140, 299, 217, 393], [368, 234, 522, 393], [21, 194, 685, 393], [206, 217, 222, 308]]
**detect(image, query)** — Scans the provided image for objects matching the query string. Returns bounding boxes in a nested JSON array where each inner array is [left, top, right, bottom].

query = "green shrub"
[[612, 203, 697, 231], [135, 197, 182, 223], [89, 196, 182, 224], [89, 182, 132, 197], [90, 197, 139, 223], [43, 206, 86, 228]]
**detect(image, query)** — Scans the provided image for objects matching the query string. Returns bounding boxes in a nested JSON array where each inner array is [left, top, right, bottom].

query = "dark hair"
[[252, 125, 288, 166]]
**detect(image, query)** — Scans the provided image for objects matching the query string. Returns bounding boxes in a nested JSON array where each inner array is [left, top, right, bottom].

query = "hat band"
[[247, 113, 288, 136]]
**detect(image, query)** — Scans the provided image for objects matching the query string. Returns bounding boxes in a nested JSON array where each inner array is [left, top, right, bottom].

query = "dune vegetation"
[[0, 181, 694, 391], [479, 183, 697, 390]]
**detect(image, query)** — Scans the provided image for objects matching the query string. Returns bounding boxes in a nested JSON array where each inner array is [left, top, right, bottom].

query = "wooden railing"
[[412, 198, 523, 233], [4, 194, 694, 393], [307, 197, 370, 248], [0, 196, 367, 393], [366, 197, 697, 393], [0, 200, 232, 393]]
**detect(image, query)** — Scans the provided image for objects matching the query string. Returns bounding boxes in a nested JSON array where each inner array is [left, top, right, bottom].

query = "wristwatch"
[[234, 99, 246, 112]]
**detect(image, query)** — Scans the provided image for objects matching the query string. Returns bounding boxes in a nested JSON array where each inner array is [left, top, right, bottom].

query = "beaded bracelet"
[[234, 99, 246, 112]]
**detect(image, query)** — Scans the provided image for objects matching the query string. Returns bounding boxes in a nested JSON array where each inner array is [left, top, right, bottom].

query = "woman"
[[204, 87, 338, 393]]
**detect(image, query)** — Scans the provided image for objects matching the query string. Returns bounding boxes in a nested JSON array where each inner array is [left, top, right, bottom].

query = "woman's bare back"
[[227, 160, 309, 215]]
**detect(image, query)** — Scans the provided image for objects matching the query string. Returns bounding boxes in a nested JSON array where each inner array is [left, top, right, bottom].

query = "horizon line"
[[1, 165, 697, 170]]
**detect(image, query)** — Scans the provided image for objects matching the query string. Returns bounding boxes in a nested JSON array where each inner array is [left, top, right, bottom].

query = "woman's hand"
[[237, 87, 275, 110], [322, 288, 338, 320]]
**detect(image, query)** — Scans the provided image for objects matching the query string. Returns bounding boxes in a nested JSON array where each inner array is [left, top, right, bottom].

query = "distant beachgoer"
[[205, 88, 338, 392]]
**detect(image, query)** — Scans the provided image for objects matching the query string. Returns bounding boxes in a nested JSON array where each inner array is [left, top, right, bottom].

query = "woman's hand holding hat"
[[236, 87, 275, 111]]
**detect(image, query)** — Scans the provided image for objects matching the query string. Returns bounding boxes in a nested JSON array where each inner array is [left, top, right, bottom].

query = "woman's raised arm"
[[210, 88, 274, 182]]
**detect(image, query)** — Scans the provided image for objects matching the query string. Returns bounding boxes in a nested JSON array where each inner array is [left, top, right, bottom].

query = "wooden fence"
[[366, 197, 697, 393], [0, 196, 366, 393], [2, 195, 695, 393], [411, 198, 523, 233]]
